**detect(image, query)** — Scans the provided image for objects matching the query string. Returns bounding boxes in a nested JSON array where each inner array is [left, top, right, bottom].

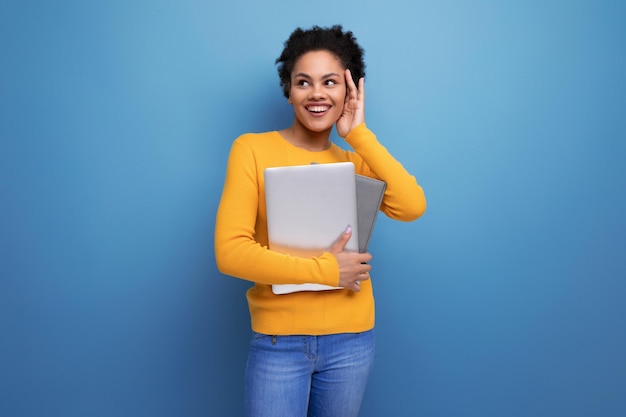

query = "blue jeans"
[[244, 330, 375, 417]]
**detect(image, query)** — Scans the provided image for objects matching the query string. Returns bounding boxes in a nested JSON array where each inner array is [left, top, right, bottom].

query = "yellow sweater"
[[214, 124, 426, 335]]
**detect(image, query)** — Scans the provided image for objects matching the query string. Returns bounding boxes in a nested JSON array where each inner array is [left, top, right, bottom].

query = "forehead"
[[292, 50, 344, 75]]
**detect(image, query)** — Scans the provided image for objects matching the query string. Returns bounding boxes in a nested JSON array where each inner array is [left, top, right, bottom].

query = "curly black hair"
[[275, 25, 366, 98]]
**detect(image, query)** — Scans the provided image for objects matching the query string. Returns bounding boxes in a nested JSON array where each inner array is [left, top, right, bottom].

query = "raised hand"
[[330, 226, 372, 292], [336, 69, 365, 138]]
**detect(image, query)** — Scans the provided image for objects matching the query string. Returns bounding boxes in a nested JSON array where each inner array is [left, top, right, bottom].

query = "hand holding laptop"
[[330, 226, 372, 292]]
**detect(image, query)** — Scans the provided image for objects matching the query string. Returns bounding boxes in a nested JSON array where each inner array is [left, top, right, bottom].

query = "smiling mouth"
[[306, 105, 330, 113]]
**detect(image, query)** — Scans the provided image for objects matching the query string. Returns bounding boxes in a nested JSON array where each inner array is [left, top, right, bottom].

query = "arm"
[[337, 69, 426, 221], [346, 124, 427, 221], [214, 139, 338, 286]]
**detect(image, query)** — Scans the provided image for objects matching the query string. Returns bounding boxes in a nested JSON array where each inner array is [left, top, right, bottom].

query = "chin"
[[294, 118, 333, 134], [306, 124, 334, 134]]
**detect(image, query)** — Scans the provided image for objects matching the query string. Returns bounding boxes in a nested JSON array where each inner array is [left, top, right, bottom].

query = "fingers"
[[357, 76, 365, 102], [344, 69, 364, 101], [345, 262, 372, 292], [344, 68, 356, 93], [330, 225, 374, 292], [330, 225, 352, 253], [335, 251, 373, 292], [359, 252, 373, 264]]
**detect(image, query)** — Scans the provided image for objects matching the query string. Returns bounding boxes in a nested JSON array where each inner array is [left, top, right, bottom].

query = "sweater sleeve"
[[214, 138, 341, 286], [345, 124, 427, 221]]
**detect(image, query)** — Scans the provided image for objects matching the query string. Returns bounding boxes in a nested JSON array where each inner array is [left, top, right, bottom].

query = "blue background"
[[2, 1, 625, 416]]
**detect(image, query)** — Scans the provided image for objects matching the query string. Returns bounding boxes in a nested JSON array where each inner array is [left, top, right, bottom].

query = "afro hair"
[[275, 25, 366, 98]]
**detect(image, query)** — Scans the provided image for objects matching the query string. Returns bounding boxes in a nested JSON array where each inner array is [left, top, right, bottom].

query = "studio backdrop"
[[2, 1, 625, 416]]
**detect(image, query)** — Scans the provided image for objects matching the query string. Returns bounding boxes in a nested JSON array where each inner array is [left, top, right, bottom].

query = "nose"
[[309, 84, 325, 99]]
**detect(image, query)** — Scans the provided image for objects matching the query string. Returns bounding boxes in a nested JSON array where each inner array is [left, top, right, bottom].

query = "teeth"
[[307, 106, 329, 113]]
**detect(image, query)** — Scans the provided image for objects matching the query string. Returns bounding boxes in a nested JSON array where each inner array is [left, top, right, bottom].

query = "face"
[[288, 50, 347, 134]]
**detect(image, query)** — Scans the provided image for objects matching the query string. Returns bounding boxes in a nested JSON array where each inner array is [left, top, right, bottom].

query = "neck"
[[280, 120, 332, 152]]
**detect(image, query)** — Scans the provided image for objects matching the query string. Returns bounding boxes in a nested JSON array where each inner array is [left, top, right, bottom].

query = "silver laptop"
[[264, 162, 359, 294]]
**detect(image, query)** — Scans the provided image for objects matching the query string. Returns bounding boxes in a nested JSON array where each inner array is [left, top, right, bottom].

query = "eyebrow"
[[293, 72, 341, 80]]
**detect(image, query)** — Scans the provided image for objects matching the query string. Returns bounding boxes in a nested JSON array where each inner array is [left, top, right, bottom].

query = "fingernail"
[[345, 225, 352, 234]]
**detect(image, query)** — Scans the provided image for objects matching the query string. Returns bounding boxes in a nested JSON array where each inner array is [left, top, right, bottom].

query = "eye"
[[325, 79, 337, 86], [296, 79, 310, 87]]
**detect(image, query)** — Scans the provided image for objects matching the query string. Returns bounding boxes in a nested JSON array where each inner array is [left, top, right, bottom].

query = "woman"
[[215, 25, 426, 417]]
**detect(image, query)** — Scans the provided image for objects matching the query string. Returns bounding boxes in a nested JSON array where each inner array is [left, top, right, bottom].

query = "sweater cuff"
[[318, 252, 341, 287]]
